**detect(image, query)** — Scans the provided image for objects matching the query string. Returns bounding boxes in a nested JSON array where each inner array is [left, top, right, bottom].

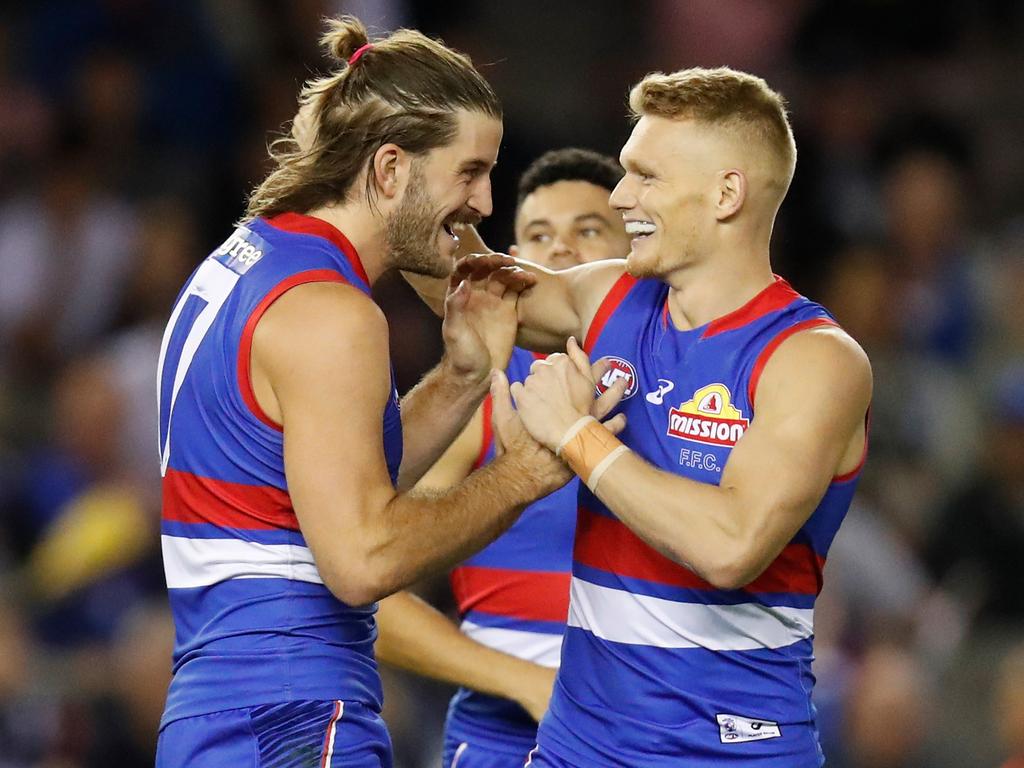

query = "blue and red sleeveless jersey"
[[537, 275, 866, 767], [445, 347, 577, 746], [156, 212, 403, 729]]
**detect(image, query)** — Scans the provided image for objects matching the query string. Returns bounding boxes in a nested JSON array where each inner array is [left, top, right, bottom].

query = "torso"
[[157, 212, 402, 729], [538, 274, 865, 768]]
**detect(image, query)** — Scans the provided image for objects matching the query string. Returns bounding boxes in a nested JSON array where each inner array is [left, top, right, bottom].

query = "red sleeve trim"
[[472, 394, 494, 470], [265, 212, 369, 287], [833, 407, 871, 483], [582, 273, 638, 355], [746, 318, 837, 408], [237, 269, 348, 432]]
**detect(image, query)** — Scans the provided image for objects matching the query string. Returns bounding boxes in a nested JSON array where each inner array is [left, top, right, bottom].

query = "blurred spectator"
[[995, 642, 1024, 768], [0, 144, 138, 384], [878, 117, 979, 365], [925, 366, 1024, 628], [0, 2, 1019, 766], [837, 644, 934, 768], [0, 592, 63, 767]]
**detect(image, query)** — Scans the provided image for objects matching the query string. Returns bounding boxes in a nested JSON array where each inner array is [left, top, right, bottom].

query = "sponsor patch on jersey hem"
[[716, 713, 782, 744]]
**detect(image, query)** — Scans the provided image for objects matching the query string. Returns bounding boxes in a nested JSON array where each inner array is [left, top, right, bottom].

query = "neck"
[[663, 238, 775, 331], [304, 203, 389, 285]]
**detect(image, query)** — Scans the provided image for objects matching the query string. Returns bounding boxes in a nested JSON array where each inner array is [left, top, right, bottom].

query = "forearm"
[[356, 450, 549, 602], [375, 591, 550, 704], [587, 451, 751, 588], [397, 358, 489, 489]]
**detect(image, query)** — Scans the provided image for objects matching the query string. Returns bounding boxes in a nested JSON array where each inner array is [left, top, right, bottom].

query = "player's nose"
[[609, 176, 635, 211], [467, 177, 493, 219]]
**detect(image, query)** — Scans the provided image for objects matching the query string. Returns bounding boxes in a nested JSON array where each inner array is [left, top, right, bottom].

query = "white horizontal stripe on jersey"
[[567, 577, 813, 651], [461, 620, 563, 668], [162, 534, 324, 588]]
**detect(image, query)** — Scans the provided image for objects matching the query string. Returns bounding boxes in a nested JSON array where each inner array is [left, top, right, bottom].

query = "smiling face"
[[387, 109, 503, 277], [513, 180, 629, 270], [610, 115, 729, 279]]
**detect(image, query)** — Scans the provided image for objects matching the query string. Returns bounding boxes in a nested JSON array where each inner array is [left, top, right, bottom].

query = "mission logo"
[[667, 384, 749, 446]]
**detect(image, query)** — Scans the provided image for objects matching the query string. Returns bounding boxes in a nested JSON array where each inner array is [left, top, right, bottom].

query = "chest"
[[592, 317, 760, 487]]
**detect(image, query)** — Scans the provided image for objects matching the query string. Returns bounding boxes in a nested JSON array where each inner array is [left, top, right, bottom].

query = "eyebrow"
[[524, 212, 612, 229], [621, 154, 657, 177], [458, 159, 494, 174]]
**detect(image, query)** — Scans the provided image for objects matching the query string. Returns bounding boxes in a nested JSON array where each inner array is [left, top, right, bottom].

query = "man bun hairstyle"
[[245, 15, 501, 221], [516, 148, 623, 209], [323, 15, 370, 62]]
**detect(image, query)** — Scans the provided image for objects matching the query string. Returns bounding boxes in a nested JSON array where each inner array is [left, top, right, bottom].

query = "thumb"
[[489, 370, 513, 456], [445, 279, 470, 313], [566, 336, 592, 379], [601, 413, 628, 436]]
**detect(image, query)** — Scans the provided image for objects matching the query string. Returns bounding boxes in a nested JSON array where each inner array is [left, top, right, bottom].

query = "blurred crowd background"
[[0, 1, 1022, 766]]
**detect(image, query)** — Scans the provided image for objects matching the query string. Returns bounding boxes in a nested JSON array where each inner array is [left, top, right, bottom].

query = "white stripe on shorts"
[[321, 700, 344, 768]]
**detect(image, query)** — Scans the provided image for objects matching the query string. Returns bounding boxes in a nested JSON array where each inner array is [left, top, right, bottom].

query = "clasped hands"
[[492, 336, 628, 460]]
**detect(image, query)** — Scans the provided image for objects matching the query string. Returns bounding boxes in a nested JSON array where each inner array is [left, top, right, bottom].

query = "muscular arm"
[[375, 591, 556, 721], [375, 409, 556, 719], [403, 226, 627, 353], [517, 328, 871, 590], [396, 266, 527, 489], [251, 282, 564, 606]]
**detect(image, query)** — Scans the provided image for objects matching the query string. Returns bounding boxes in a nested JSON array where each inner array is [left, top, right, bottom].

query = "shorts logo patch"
[[716, 713, 781, 743], [595, 356, 638, 400], [667, 384, 749, 446]]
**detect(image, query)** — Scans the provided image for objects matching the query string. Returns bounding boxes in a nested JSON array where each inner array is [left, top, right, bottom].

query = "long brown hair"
[[244, 16, 502, 221]]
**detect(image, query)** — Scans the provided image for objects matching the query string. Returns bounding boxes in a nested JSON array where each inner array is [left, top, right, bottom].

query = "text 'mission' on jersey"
[[537, 275, 867, 768], [157, 213, 403, 729], [446, 347, 577, 746]]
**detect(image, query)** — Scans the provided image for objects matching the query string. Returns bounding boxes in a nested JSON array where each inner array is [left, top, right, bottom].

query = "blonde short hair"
[[629, 67, 796, 186]]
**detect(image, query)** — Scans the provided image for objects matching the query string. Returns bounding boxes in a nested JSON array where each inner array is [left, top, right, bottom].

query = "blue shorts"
[[522, 745, 571, 768], [442, 733, 535, 768], [156, 700, 392, 767]]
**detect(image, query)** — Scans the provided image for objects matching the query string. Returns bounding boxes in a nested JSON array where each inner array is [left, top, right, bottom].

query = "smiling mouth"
[[624, 220, 656, 241], [442, 221, 459, 243]]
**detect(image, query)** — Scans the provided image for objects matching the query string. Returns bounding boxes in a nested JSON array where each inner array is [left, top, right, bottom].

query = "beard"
[[385, 165, 450, 278]]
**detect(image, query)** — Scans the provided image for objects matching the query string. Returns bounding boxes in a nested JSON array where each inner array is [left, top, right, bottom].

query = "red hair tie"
[[348, 43, 373, 65]]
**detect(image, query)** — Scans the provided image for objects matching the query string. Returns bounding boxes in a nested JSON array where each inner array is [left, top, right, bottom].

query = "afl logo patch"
[[595, 356, 638, 400]]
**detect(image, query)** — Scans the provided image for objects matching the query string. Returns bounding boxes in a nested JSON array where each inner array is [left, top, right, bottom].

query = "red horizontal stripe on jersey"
[[574, 507, 823, 596], [450, 565, 571, 623], [162, 468, 299, 531]]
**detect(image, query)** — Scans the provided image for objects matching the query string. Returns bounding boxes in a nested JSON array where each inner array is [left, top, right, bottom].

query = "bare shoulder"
[[757, 325, 872, 413], [566, 258, 629, 295], [567, 258, 629, 336], [256, 280, 388, 362]]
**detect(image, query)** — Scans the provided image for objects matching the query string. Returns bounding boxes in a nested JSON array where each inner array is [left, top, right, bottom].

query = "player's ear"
[[714, 169, 746, 221], [371, 144, 408, 200]]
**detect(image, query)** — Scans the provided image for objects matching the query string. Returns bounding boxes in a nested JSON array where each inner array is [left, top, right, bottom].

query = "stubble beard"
[[385, 166, 450, 279]]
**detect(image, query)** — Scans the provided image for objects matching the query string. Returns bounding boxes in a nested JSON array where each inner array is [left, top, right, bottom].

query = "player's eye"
[[528, 232, 552, 244], [579, 227, 602, 238]]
